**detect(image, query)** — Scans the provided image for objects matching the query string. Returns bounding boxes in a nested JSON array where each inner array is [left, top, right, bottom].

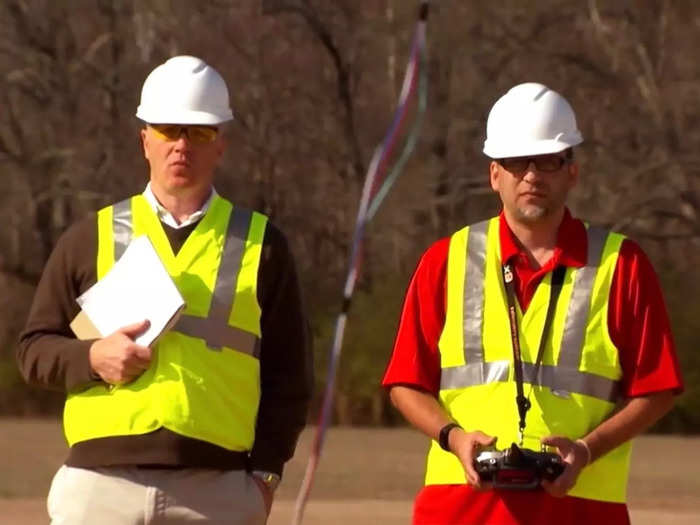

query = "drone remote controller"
[[473, 442, 565, 490]]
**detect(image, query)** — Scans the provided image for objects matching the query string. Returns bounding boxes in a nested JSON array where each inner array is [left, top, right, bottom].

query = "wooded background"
[[1, 0, 698, 431]]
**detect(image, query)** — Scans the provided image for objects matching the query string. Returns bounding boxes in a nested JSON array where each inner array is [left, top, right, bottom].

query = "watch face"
[[252, 470, 281, 491]]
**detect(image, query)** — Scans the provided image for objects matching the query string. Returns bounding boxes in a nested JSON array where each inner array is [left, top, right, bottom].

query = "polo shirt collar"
[[498, 208, 587, 269]]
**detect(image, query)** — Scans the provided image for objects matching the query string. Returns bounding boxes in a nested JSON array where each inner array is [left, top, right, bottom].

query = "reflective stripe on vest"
[[112, 197, 132, 261], [440, 220, 620, 402], [109, 197, 260, 358]]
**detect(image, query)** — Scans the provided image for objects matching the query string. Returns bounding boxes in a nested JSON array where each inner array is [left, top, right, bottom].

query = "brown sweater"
[[17, 204, 312, 476]]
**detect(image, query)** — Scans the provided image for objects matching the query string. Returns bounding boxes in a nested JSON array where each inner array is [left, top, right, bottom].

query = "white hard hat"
[[482, 83, 583, 159], [136, 56, 234, 125]]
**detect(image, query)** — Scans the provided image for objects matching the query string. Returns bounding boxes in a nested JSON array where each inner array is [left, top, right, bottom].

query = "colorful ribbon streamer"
[[291, 3, 430, 524]]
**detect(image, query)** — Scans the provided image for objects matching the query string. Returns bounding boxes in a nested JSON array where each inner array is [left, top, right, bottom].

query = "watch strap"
[[438, 422, 462, 452]]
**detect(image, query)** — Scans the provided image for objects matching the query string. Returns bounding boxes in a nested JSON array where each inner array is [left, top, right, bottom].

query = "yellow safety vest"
[[64, 194, 268, 452], [425, 216, 631, 503]]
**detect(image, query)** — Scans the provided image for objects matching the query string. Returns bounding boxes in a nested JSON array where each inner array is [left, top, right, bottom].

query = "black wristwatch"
[[438, 422, 462, 452]]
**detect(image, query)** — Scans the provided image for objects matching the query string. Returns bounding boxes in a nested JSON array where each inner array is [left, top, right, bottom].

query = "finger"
[[96, 369, 117, 384], [121, 353, 151, 376], [541, 479, 556, 495], [476, 480, 494, 492], [120, 364, 148, 383], [552, 480, 570, 497], [131, 358, 152, 371], [472, 431, 497, 446], [464, 461, 481, 486], [541, 435, 567, 448], [469, 479, 484, 490], [118, 319, 151, 338], [132, 345, 153, 362], [545, 465, 575, 496], [541, 479, 566, 497], [125, 357, 151, 374], [117, 348, 151, 371]]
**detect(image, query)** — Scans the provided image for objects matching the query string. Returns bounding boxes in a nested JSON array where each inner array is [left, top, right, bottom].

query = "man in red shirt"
[[382, 83, 683, 525]]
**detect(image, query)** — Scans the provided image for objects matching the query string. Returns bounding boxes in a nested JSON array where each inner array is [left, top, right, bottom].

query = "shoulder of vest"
[[213, 195, 269, 221], [98, 194, 140, 213], [446, 216, 498, 240], [466, 216, 498, 227], [585, 223, 626, 241], [460, 216, 498, 233]]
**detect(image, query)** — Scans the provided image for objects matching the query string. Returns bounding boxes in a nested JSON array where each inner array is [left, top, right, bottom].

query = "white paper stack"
[[70, 235, 185, 346]]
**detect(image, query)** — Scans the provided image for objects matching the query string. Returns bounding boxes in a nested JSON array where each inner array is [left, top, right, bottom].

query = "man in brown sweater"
[[17, 56, 312, 524]]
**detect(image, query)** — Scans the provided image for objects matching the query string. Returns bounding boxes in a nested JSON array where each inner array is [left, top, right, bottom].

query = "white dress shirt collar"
[[143, 183, 218, 229]]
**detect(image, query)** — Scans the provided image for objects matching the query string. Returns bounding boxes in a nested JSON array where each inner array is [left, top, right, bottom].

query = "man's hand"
[[448, 428, 497, 489], [540, 435, 589, 497], [89, 320, 152, 385]]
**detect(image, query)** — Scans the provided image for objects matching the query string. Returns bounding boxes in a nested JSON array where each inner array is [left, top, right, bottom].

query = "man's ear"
[[215, 133, 226, 159], [489, 161, 500, 192], [567, 161, 579, 189], [140, 128, 149, 160]]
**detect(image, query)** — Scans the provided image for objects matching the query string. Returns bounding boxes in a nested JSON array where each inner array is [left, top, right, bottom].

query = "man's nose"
[[522, 161, 541, 180], [173, 130, 192, 149]]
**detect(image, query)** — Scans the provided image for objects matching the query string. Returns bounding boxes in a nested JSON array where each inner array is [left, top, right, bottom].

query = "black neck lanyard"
[[502, 263, 566, 444]]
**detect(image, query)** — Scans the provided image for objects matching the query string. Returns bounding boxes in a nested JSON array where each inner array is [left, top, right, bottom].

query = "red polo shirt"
[[382, 210, 683, 525]]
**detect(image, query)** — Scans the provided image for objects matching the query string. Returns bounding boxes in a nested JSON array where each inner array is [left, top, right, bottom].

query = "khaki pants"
[[47, 465, 267, 525]]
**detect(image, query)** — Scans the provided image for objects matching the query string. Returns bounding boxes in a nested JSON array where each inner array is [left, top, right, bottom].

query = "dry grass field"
[[1, 418, 699, 524]]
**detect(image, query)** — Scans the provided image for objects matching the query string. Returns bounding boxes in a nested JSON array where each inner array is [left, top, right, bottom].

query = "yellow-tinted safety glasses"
[[148, 124, 219, 144]]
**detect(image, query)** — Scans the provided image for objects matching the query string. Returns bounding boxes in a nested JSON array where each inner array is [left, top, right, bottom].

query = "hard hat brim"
[[483, 135, 582, 159], [136, 107, 234, 125]]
